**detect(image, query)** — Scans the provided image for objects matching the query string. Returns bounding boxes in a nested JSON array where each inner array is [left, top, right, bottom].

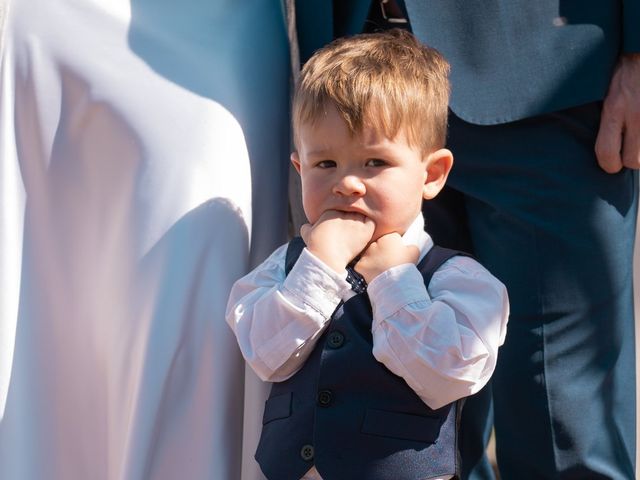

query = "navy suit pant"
[[424, 102, 637, 479]]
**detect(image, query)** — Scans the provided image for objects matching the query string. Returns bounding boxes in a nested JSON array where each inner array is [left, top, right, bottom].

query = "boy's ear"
[[291, 152, 302, 174], [423, 148, 453, 200]]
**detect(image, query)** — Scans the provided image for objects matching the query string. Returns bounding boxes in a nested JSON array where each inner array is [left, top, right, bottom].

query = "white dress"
[[0, 0, 288, 478]]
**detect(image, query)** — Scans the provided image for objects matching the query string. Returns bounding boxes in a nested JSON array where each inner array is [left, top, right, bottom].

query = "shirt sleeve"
[[225, 243, 352, 382], [368, 256, 509, 410]]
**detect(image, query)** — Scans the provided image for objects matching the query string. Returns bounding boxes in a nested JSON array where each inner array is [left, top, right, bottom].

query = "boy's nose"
[[333, 175, 366, 196]]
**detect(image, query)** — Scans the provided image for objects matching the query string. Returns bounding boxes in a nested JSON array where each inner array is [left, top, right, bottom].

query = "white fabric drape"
[[0, 0, 288, 478]]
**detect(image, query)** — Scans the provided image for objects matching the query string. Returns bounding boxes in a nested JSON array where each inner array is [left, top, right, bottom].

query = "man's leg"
[[429, 102, 637, 479]]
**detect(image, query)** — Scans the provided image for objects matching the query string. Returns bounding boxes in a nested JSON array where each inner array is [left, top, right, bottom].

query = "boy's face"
[[292, 104, 449, 241]]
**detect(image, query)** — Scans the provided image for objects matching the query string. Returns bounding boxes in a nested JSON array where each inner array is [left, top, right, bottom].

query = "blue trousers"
[[424, 102, 637, 479]]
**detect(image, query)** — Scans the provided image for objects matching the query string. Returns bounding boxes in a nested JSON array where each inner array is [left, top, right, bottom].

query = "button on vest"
[[327, 330, 345, 348], [317, 390, 333, 407]]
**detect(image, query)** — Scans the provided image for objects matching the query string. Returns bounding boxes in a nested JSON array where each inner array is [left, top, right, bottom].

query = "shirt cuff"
[[367, 263, 430, 320], [282, 247, 352, 319]]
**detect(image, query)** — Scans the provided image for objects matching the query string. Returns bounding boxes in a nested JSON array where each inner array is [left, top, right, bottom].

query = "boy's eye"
[[366, 158, 387, 167], [316, 160, 336, 168]]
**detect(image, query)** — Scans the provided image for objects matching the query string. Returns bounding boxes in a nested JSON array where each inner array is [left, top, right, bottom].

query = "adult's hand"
[[595, 53, 640, 173]]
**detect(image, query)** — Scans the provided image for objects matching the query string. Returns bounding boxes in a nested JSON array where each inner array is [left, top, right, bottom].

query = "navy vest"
[[255, 238, 467, 480]]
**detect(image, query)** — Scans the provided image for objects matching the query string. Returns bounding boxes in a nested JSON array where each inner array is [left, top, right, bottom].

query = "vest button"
[[300, 444, 314, 461], [327, 331, 345, 348], [317, 389, 333, 407]]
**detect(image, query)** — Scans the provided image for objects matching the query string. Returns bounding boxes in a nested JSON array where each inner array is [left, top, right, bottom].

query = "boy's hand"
[[355, 233, 420, 283], [300, 210, 375, 273]]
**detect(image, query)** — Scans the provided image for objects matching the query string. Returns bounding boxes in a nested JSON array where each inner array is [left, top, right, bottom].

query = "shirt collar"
[[401, 213, 433, 262]]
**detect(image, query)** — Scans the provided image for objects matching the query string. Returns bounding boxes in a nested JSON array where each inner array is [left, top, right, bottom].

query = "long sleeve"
[[225, 243, 352, 382], [369, 255, 509, 410]]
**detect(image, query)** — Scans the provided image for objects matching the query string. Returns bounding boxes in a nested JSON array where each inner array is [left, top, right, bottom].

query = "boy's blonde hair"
[[293, 29, 450, 153]]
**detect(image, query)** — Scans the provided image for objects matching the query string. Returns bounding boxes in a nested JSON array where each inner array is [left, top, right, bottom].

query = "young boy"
[[226, 29, 508, 480]]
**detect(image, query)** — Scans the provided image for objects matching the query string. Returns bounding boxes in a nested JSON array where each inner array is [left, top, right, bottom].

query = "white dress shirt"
[[226, 214, 509, 480]]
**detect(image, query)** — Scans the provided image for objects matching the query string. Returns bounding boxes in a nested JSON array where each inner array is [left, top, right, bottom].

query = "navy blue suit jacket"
[[295, 0, 640, 124]]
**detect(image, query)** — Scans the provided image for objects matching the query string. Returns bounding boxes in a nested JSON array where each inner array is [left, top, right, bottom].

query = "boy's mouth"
[[331, 205, 368, 216]]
